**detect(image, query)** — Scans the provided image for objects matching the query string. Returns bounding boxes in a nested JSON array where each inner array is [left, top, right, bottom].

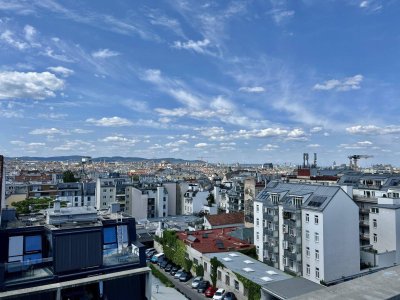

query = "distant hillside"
[[6, 156, 204, 164]]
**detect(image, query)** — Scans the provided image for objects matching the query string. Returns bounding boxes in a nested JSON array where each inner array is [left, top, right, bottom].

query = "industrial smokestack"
[[314, 153, 317, 167]]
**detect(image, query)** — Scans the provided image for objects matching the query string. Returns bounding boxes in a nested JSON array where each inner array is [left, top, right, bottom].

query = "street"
[[152, 264, 207, 300]]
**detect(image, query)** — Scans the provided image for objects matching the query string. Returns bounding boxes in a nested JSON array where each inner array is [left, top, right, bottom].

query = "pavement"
[[151, 274, 187, 300], [150, 264, 207, 300]]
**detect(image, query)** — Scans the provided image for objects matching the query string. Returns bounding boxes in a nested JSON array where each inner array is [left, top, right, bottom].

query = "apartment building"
[[244, 177, 265, 227], [57, 182, 96, 207], [183, 184, 208, 215], [0, 203, 151, 300], [254, 182, 360, 284], [0, 155, 5, 209], [338, 174, 400, 247], [95, 176, 131, 211]]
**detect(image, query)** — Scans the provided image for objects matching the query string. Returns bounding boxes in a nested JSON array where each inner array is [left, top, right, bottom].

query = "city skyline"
[[0, 0, 399, 165]]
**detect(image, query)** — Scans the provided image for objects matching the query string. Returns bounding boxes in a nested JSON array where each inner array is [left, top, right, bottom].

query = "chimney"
[[314, 153, 317, 167], [54, 198, 61, 213]]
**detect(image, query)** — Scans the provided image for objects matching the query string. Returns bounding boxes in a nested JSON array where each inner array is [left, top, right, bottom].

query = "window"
[[306, 264, 310, 276], [110, 189, 113, 192], [314, 215, 319, 225], [315, 249, 319, 260], [103, 189, 106, 192], [193, 258, 198, 265], [315, 232, 319, 243], [263, 220, 267, 227], [373, 233, 377, 243], [256, 204, 259, 212], [204, 262, 208, 272], [373, 219, 377, 229], [306, 247, 310, 257], [256, 232, 260, 241], [225, 274, 230, 286], [306, 230, 310, 240], [315, 267, 320, 279], [234, 280, 239, 291], [256, 218, 259, 226], [371, 207, 379, 214], [305, 214, 309, 223], [9, 235, 42, 263], [217, 270, 222, 280]]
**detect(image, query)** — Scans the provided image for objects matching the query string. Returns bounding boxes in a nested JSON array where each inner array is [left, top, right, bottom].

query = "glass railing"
[[103, 245, 140, 266], [3, 257, 53, 285]]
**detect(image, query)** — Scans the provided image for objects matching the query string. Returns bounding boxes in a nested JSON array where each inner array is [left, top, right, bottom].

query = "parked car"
[[205, 286, 218, 298], [191, 276, 203, 288], [170, 265, 180, 275], [165, 263, 174, 272], [197, 280, 210, 293], [213, 288, 225, 300], [174, 269, 184, 279], [222, 292, 237, 300], [151, 253, 164, 263], [145, 248, 155, 255], [146, 249, 157, 258], [179, 271, 192, 282], [160, 259, 169, 269]]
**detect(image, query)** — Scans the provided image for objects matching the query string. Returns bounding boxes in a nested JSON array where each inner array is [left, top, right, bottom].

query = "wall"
[[163, 182, 177, 216]]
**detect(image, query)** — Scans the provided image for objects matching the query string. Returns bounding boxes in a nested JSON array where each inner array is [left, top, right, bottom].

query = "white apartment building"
[[125, 185, 170, 220], [57, 182, 95, 207], [367, 189, 400, 267], [183, 184, 208, 215], [254, 182, 360, 284]]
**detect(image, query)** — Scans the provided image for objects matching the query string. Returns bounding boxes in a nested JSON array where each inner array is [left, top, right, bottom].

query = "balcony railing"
[[3, 257, 54, 285], [103, 245, 140, 266]]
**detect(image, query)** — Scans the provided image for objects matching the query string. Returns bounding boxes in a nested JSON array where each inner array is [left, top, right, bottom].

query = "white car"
[[213, 288, 225, 300]]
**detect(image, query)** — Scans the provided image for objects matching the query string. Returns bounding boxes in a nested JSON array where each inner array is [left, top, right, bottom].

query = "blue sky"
[[0, 0, 399, 166]]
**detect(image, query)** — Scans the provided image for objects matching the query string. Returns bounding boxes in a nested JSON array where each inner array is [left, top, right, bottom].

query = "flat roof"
[[263, 277, 324, 299], [203, 252, 291, 287], [291, 265, 400, 300]]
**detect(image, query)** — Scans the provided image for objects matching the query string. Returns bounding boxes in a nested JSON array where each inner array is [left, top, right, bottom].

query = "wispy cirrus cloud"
[[238, 86, 265, 93], [173, 39, 213, 55], [313, 74, 363, 92], [92, 48, 120, 58], [346, 125, 400, 135]]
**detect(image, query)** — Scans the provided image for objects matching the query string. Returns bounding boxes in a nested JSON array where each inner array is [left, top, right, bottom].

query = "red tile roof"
[[177, 227, 253, 254], [205, 212, 244, 227]]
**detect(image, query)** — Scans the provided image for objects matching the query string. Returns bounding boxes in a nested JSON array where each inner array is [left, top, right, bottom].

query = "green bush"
[[149, 264, 174, 287]]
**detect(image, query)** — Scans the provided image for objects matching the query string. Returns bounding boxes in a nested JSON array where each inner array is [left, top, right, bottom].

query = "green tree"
[[210, 257, 224, 287], [184, 258, 193, 272], [63, 170, 78, 183], [160, 230, 187, 268], [195, 264, 204, 277], [207, 193, 215, 206]]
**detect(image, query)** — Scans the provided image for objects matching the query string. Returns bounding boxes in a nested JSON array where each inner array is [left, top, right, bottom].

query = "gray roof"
[[263, 277, 324, 299], [256, 182, 341, 211], [203, 252, 291, 287], [291, 265, 400, 300]]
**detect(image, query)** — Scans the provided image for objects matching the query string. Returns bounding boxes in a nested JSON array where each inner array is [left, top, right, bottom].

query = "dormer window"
[[271, 194, 279, 204]]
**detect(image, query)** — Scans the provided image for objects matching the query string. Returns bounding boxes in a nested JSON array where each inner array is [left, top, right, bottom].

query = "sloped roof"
[[205, 212, 244, 226]]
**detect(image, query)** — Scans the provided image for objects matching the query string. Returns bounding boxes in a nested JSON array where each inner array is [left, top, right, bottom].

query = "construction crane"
[[348, 155, 373, 170]]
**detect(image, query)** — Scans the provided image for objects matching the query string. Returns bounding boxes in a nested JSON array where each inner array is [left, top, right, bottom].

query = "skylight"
[[267, 270, 278, 275], [222, 257, 232, 262], [243, 260, 254, 264], [243, 267, 255, 272], [229, 253, 239, 257], [261, 276, 273, 282]]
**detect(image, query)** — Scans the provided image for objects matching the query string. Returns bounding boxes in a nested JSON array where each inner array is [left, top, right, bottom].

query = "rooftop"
[[291, 265, 400, 300], [176, 227, 253, 253], [205, 211, 244, 226]]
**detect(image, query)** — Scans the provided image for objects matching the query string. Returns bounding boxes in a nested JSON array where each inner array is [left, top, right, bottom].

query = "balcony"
[[3, 257, 54, 286], [103, 245, 140, 267], [360, 233, 370, 241], [359, 220, 369, 227]]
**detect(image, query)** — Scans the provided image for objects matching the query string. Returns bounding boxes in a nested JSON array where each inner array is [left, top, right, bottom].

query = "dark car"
[[197, 280, 210, 293], [222, 292, 237, 300], [170, 265, 180, 275], [165, 263, 174, 272], [146, 249, 157, 258], [160, 259, 169, 269], [179, 271, 192, 282]]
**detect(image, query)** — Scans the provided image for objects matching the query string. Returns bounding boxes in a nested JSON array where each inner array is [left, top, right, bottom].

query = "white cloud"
[[100, 136, 137, 145], [195, 142, 208, 148], [0, 30, 28, 50], [236, 128, 288, 138], [238, 86, 265, 93], [0, 71, 64, 100], [346, 125, 400, 135], [92, 48, 120, 58], [307, 144, 320, 148], [165, 140, 188, 148], [269, 9, 295, 25], [286, 128, 308, 141], [53, 140, 95, 152], [313, 74, 363, 91], [47, 66, 74, 77], [37, 112, 68, 119], [86, 116, 133, 127], [258, 144, 279, 151], [29, 128, 63, 135], [173, 39, 211, 54], [23, 25, 36, 42], [199, 127, 225, 137], [310, 126, 323, 133], [121, 99, 149, 113], [360, 1, 369, 8], [339, 140, 373, 149]]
